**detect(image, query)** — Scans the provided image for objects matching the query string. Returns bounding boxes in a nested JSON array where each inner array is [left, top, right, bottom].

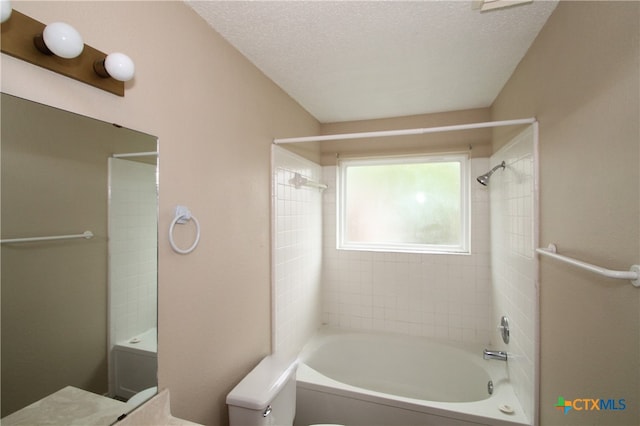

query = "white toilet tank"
[[226, 354, 298, 426]]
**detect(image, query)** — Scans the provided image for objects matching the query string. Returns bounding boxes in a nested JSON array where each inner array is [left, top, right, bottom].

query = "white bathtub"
[[295, 328, 530, 426], [113, 328, 158, 399]]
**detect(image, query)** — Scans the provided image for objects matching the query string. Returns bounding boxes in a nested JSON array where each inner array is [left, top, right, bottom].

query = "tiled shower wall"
[[490, 125, 537, 422], [109, 158, 158, 346], [321, 158, 493, 344], [272, 142, 536, 421], [272, 147, 323, 357]]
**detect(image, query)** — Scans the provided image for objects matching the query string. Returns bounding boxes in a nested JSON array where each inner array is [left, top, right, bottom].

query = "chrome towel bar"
[[536, 243, 640, 288]]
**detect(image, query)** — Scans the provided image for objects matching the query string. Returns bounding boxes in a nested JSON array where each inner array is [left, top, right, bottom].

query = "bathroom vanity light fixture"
[[0, 7, 134, 96], [93, 52, 136, 82], [34, 21, 84, 58], [1, 0, 12, 23]]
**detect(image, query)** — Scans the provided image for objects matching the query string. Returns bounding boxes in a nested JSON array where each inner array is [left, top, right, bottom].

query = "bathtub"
[[294, 328, 530, 426], [112, 328, 158, 399]]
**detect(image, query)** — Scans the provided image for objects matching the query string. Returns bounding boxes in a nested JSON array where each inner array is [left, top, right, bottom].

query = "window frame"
[[337, 153, 471, 254]]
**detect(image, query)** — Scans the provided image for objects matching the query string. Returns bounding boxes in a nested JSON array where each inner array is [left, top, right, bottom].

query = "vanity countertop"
[[2, 386, 202, 426], [115, 388, 201, 426], [1, 386, 129, 426]]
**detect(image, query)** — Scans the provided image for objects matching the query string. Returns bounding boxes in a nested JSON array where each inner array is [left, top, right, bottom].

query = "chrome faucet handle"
[[498, 316, 510, 344]]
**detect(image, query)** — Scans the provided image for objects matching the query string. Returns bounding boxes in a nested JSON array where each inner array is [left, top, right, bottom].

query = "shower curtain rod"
[[273, 117, 537, 144], [112, 151, 158, 158]]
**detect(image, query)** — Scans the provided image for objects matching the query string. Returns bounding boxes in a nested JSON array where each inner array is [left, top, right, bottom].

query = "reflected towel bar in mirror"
[[1, 230, 94, 244]]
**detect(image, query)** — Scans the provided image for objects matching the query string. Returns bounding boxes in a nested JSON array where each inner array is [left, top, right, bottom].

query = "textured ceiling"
[[187, 1, 558, 123]]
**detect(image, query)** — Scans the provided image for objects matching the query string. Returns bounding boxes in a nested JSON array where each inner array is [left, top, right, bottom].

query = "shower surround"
[[272, 147, 324, 357], [272, 132, 537, 423], [321, 158, 493, 343], [489, 126, 538, 422], [272, 150, 494, 348]]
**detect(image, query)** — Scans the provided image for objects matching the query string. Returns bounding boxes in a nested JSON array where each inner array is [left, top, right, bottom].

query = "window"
[[337, 154, 469, 254]]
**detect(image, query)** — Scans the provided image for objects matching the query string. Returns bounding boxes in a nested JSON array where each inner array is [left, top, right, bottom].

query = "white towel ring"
[[169, 206, 201, 254]]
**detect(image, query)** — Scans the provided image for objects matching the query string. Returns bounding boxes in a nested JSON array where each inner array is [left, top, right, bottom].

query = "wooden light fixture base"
[[1, 10, 124, 96]]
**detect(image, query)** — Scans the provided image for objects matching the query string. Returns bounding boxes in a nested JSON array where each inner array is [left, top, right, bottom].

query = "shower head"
[[476, 161, 506, 186]]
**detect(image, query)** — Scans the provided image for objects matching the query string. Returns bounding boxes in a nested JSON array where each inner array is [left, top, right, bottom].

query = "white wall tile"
[[320, 158, 493, 344], [490, 126, 536, 422], [272, 147, 323, 358], [108, 159, 158, 346]]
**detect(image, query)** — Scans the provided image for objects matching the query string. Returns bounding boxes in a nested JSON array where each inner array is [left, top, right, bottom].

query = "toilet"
[[226, 354, 342, 426]]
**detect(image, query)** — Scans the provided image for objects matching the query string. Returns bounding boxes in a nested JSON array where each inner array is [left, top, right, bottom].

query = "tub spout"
[[483, 349, 507, 361]]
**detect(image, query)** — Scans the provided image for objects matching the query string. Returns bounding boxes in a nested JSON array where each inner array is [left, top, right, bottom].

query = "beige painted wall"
[[493, 1, 639, 425], [2, 1, 319, 424]]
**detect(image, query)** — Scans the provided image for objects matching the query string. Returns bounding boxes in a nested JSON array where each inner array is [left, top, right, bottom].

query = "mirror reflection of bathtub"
[[0, 93, 159, 423], [112, 328, 158, 400]]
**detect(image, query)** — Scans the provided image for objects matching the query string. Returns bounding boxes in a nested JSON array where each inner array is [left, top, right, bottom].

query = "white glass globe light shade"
[[104, 52, 135, 82], [1, 0, 12, 23], [42, 22, 84, 59]]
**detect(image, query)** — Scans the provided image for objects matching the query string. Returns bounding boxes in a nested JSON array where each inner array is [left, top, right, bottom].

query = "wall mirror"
[[1, 93, 158, 423]]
